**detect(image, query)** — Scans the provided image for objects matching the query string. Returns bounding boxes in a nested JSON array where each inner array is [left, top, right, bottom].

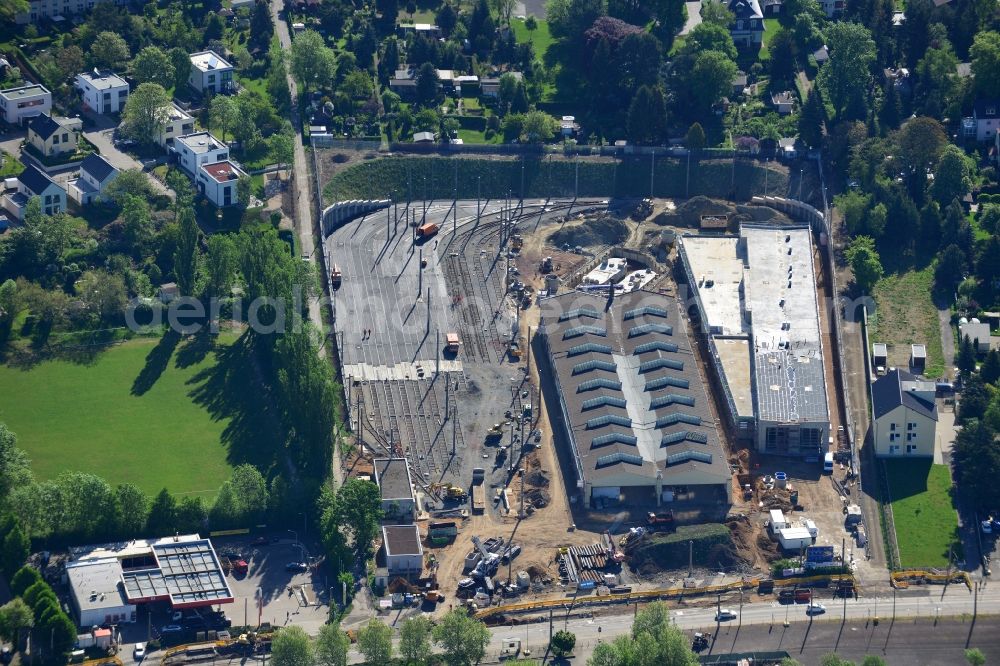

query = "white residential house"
[[156, 103, 196, 147], [381, 525, 422, 577], [75, 70, 129, 115], [68, 154, 119, 205], [188, 51, 235, 95], [817, 0, 844, 16], [196, 160, 246, 207], [971, 99, 1000, 143], [173, 132, 229, 176], [26, 113, 82, 157], [728, 0, 765, 47], [770, 91, 795, 115], [0, 84, 52, 125], [16, 0, 125, 23], [871, 369, 937, 457], [2, 163, 66, 219]]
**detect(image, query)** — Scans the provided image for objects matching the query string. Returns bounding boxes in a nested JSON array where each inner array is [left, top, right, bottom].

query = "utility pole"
[[526, 326, 532, 373], [477, 176, 482, 225], [356, 391, 363, 449], [436, 329, 440, 376], [452, 409, 458, 456], [764, 160, 768, 196], [454, 160, 458, 233], [842, 538, 847, 620], [650, 152, 655, 198], [688, 540, 693, 578], [427, 287, 431, 333], [418, 248, 423, 295], [519, 466, 525, 519], [686, 150, 690, 198], [387, 198, 391, 239]]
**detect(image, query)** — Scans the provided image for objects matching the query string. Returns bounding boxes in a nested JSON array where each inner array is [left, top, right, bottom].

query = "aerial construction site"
[[324, 194, 880, 620]]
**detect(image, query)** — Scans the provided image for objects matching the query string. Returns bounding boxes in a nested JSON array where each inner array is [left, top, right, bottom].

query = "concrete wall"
[[320, 199, 391, 238]]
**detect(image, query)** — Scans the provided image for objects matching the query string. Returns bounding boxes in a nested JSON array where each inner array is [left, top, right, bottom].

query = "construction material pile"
[[547, 215, 629, 249], [561, 534, 618, 583]]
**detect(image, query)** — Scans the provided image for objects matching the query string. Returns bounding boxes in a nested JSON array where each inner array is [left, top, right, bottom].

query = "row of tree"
[[0, 566, 76, 664]]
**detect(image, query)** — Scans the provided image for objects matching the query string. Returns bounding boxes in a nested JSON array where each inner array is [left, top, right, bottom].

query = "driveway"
[[0, 127, 26, 158], [82, 121, 174, 199]]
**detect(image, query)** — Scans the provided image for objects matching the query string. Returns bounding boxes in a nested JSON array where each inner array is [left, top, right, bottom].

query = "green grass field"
[[511, 19, 554, 62], [0, 332, 276, 499], [759, 18, 780, 61], [885, 460, 960, 568], [869, 267, 946, 378]]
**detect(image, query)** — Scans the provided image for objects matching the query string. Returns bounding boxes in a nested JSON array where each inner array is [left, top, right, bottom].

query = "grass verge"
[[885, 460, 960, 568], [869, 267, 945, 378]]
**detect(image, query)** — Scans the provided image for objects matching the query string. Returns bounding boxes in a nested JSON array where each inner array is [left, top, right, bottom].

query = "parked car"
[[715, 609, 737, 621], [458, 578, 476, 590], [806, 603, 827, 615], [159, 625, 183, 635], [692, 633, 709, 651], [133, 643, 146, 661], [286, 562, 309, 572]]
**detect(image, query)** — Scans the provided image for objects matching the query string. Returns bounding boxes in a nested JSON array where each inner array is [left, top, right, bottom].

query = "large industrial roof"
[[540, 289, 730, 487], [70, 535, 233, 609]]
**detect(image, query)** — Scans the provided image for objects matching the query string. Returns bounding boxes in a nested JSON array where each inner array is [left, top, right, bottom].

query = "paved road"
[[271, 0, 343, 489]]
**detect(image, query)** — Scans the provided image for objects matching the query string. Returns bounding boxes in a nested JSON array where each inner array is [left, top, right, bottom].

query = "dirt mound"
[[547, 215, 629, 249], [526, 564, 549, 579], [759, 488, 793, 512], [526, 470, 550, 487], [651, 196, 792, 230], [525, 488, 550, 508], [386, 577, 419, 594]]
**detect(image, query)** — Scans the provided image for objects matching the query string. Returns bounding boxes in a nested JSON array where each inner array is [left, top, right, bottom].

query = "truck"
[[445, 332, 461, 354], [428, 521, 458, 540], [331, 264, 342, 288], [486, 424, 504, 444], [471, 467, 486, 514], [417, 222, 439, 239], [541, 256, 554, 273], [647, 511, 675, 529]]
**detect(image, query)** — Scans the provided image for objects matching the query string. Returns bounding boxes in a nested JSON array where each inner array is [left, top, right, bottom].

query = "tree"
[[547, 0, 608, 40], [174, 207, 200, 297], [415, 62, 440, 107], [169, 47, 192, 93], [861, 657, 887, 666], [958, 334, 977, 374], [935, 243, 967, 290], [228, 464, 269, 521], [690, 50, 739, 112], [399, 616, 433, 664], [820, 656, 857, 666], [272, 625, 314, 666], [106, 169, 155, 206], [0, 0, 29, 24], [132, 46, 175, 89], [76, 270, 127, 323], [237, 175, 254, 207], [799, 89, 825, 148], [931, 145, 972, 207], [121, 83, 171, 146], [965, 648, 987, 666], [146, 488, 177, 534], [205, 234, 238, 300], [819, 22, 876, 118], [845, 236, 883, 293], [896, 116, 947, 176], [357, 619, 392, 665], [550, 630, 577, 657], [334, 479, 383, 550], [492, 0, 516, 26], [249, 0, 274, 52], [0, 423, 31, 502], [683, 23, 737, 61], [290, 30, 336, 91], [700, 0, 734, 26], [0, 523, 28, 576], [970, 31, 1000, 99], [10, 566, 41, 598], [209, 95, 239, 142], [522, 110, 558, 143], [0, 598, 33, 646], [115, 484, 148, 536], [316, 622, 350, 666], [432, 609, 491, 666], [686, 122, 706, 151], [90, 31, 131, 70], [627, 85, 667, 145]]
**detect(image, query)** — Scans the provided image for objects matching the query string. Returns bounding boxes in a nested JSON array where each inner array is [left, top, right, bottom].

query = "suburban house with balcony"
[[156, 103, 196, 147], [197, 160, 246, 207], [0, 84, 52, 125], [68, 154, 119, 205], [173, 132, 229, 176], [26, 113, 82, 158], [189, 51, 234, 95], [970, 99, 1000, 143], [3, 163, 66, 219], [75, 70, 129, 115], [872, 369, 938, 458], [728, 0, 765, 46]]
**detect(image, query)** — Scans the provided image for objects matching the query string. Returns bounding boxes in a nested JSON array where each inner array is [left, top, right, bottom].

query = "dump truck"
[[445, 332, 461, 353], [417, 222, 439, 239], [471, 467, 486, 514], [511, 234, 523, 250]]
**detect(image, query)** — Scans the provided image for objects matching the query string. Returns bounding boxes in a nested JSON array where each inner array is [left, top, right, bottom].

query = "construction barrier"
[[890, 569, 972, 590], [81, 657, 123, 666], [474, 574, 861, 620]]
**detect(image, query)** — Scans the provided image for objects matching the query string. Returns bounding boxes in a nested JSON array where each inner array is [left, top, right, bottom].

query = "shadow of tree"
[[131, 329, 181, 396], [185, 332, 284, 473], [175, 328, 215, 370]]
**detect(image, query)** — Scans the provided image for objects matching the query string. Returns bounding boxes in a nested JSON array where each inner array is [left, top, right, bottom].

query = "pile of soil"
[[386, 577, 419, 594], [628, 523, 747, 574], [651, 196, 793, 230], [526, 564, 549, 579], [759, 488, 793, 512], [526, 470, 550, 487], [525, 488, 550, 508], [548, 215, 629, 249]]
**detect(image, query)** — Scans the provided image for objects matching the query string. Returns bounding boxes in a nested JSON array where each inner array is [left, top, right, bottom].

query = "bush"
[[456, 116, 487, 131], [550, 630, 576, 657]]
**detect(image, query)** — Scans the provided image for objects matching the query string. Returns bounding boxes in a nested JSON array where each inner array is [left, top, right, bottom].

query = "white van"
[[823, 452, 834, 473]]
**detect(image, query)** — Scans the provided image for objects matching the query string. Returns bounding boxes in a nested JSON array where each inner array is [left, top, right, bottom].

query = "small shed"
[[413, 131, 436, 143], [910, 344, 926, 372], [845, 504, 863, 526], [777, 527, 813, 552], [872, 343, 888, 369], [982, 311, 1000, 329], [769, 509, 788, 530]]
